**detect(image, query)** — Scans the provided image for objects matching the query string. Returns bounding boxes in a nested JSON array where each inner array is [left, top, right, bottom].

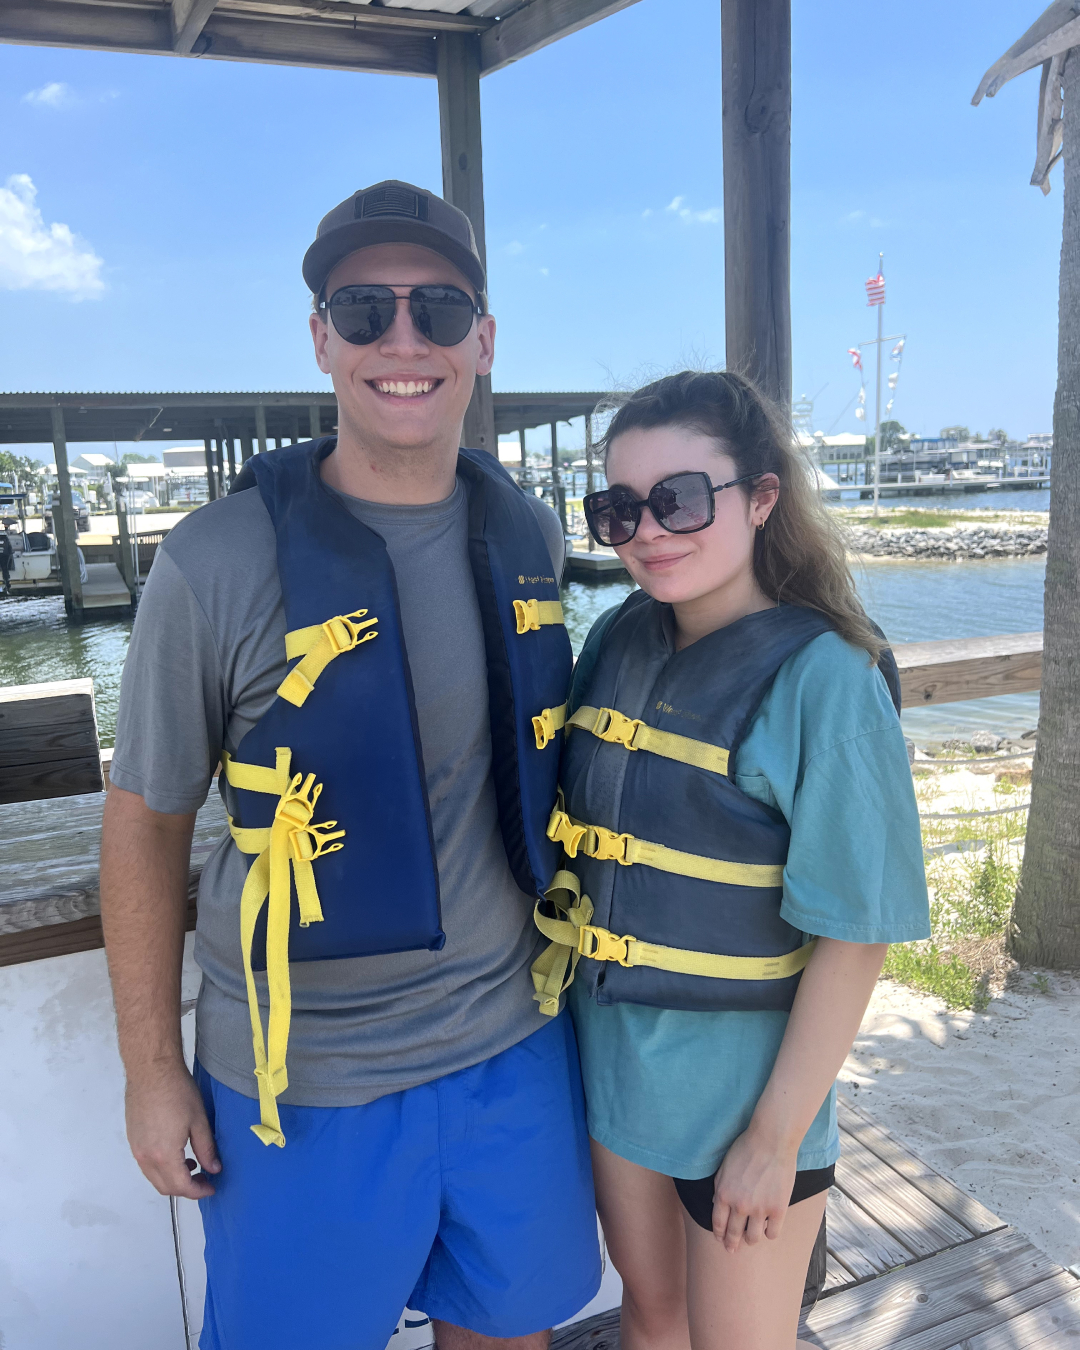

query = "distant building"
[[71, 452, 116, 479], [162, 447, 207, 470]]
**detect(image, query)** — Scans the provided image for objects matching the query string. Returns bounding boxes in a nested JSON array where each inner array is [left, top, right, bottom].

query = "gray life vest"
[[532, 592, 894, 1015]]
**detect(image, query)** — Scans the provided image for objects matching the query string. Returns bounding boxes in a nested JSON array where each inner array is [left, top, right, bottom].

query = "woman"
[[538, 371, 929, 1350]]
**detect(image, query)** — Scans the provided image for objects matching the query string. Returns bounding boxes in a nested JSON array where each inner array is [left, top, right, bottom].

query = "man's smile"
[[367, 378, 443, 399]]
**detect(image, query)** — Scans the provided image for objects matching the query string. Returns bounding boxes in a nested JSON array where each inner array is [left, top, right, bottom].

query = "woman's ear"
[[751, 473, 780, 527]]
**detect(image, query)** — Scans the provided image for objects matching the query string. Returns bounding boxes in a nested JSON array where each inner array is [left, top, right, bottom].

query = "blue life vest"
[[532, 591, 900, 1017], [224, 439, 572, 1144]]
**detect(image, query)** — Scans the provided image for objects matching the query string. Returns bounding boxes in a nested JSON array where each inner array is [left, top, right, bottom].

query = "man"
[[100, 181, 601, 1350]]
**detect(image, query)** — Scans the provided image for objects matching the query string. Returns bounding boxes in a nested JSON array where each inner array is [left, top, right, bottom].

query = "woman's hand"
[[711, 1124, 798, 1252]]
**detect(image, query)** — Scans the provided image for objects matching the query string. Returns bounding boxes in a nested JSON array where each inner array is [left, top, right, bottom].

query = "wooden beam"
[[0, 680, 102, 805], [480, 0, 644, 75], [250, 1, 494, 34], [0, 2, 438, 76], [308, 403, 321, 442], [893, 632, 1043, 709], [438, 30, 496, 456], [171, 0, 217, 54], [721, 0, 792, 407], [50, 406, 83, 617]]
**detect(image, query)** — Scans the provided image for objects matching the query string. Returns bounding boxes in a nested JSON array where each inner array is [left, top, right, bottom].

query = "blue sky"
[[0, 0, 1062, 461]]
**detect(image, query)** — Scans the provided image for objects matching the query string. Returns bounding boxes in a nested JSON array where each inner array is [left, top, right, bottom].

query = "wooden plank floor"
[[552, 1097, 1080, 1350]]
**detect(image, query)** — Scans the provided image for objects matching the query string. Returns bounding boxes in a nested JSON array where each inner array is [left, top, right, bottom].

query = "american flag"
[[865, 271, 885, 306]]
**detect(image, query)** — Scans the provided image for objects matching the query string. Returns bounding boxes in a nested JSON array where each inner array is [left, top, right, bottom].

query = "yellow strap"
[[229, 764, 344, 1147], [546, 802, 783, 888], [574, 923, 816, 980], [568, 705, 729, 776], [513, 598, 565, 634], [221, 746, 293, 797], [530, 870, 595, 1016], [532, 702, 568, 750], [278, 609, 379, 708]]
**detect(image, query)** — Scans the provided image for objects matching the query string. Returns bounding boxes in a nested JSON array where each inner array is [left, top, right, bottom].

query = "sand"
[[840, 973, 1080, 1273]]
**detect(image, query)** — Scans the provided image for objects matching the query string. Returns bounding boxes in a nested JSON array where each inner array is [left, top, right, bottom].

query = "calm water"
[[0, 555, 1045, 748], [831, 487, 1050, 514]]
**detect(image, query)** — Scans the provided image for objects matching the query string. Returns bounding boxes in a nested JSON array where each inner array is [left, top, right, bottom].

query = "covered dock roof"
[[0, 390, 609, 447]]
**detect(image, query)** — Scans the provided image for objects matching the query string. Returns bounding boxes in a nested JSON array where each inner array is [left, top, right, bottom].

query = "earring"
[[757, 519, 766, 531]]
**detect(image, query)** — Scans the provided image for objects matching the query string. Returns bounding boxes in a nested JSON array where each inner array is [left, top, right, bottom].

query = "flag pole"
[[873, 252, 883, 517]]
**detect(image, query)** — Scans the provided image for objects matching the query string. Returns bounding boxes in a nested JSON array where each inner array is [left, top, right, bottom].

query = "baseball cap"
[[302, 180, 486, 300]]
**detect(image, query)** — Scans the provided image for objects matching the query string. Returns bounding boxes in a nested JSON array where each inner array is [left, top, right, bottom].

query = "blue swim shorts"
[[195, 1013, 602, 1350]]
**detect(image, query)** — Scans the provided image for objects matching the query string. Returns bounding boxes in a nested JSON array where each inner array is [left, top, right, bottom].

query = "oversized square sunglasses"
[[318, 283, 482, 348], [582, 470, 762, 547]]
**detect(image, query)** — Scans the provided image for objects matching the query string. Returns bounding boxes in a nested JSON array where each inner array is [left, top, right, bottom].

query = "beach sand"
[[840, 973, 1080, 1273]]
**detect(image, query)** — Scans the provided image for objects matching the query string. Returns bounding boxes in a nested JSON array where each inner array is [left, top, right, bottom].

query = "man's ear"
[[310, 313, 332, 375], [475, 313, 496, 378]]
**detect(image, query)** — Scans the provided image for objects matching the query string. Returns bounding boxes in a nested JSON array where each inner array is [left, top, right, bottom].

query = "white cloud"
[[665, 195, 721, 224], [23, 82, 76, 109], [540, 267, 549, 276], [0, 175, 105, 300], [504, 240, 525, 256]]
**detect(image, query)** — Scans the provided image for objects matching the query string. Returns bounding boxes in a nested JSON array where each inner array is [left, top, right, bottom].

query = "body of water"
[[830, 487, 1050, 514], [0, 555, 1045, 749]]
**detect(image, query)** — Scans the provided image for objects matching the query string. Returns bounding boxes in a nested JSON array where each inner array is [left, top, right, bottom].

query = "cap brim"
[[303, 219, 486, 297]]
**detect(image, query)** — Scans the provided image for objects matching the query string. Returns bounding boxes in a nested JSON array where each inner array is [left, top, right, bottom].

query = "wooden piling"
[[255, 403, 268, 456], [203, 438, 218, 502], [308, 404, 322, 442], [49, 407, 83, 618]]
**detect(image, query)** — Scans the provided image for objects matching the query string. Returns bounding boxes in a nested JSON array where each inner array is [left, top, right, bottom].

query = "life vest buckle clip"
[[513, 598, 540, 633], [586, 825, 633, 864], [593, 706, 644, 750], [577, 924, 636, 967], [546, 808, 589, 858], [323, 609, 379, 654]]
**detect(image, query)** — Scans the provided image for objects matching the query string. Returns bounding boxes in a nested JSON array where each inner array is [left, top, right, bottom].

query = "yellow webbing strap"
[[545, 798, 783, 889], [227, 749, 345, 1147], [513, 598, 565, 634], [572, 923, 816, 981], [530, 870, 594, 1016], [532, 702, 568, 750], [277, 609, 379, 708], [567, 705, 730, 776]]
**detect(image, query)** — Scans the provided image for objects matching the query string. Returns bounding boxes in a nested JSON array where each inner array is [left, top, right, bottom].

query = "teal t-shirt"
[[567, 623, 930, 1180]]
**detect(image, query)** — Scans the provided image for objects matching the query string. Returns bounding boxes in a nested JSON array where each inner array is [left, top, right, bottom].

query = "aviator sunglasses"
[[583, 470, 762, 547], [319, 283, 482, 347]]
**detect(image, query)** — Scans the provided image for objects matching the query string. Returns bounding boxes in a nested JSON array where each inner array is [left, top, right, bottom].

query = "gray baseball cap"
[[302, 180, 486, 299]]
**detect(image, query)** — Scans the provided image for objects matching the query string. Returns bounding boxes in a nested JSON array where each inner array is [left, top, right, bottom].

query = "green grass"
[[851, 510, 987, 530], [884, 830, 1022, 1010]]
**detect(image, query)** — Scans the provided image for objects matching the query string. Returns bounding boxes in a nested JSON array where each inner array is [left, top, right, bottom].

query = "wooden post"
[[437, 31, 495, 456], [255, 404, 268, 456], [240, 434, 254, 464], [115, 496, 135, 596], [203, 438, 218, 501], [226, 438, 238, 487], [550, 421, 567, 534], [721, 0, 792, 409], [308, 404, 322, 442], [585, 411, 596, 552], [50, 406, 83, 617]]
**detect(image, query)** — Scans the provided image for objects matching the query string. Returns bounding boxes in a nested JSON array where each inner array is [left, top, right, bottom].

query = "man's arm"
[[100, 785, 221, 1198]]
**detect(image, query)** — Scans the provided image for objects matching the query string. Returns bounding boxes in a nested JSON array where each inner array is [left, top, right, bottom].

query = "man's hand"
[[126, 1060, 222, 1199]]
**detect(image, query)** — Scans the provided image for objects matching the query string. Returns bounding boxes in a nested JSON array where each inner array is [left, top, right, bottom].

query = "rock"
[[1021, 729, 1039, 741], [904, 737, 916, 765], [970, 730, 1004, 753], [942, 738, 973, 753]]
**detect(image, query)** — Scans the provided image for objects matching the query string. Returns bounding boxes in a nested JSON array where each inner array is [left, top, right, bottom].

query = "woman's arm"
[[711, 937, 887, 1250]]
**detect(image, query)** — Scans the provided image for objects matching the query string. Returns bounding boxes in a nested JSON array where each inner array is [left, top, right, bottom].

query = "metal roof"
[[3, 2, 642, 78], [0, 390, 608, 444]]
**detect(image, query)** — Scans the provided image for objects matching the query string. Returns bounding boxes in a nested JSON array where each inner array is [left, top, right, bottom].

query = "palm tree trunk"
[[1011, 49, 1080, 966]]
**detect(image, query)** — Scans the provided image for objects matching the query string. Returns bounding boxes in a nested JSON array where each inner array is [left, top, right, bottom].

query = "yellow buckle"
[[585, 825, 632, 864], [323, 609, 378, 654], [275, 794, 314, 829], [577, 925, 635, 966], [533, 707, 558, 750], [513, 598, 540, 634], [592, 706, 644, 750], [547, 809, 588, 858]]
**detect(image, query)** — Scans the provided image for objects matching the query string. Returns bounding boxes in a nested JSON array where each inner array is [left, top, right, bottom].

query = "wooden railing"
[[893, 632, 1042, 708]]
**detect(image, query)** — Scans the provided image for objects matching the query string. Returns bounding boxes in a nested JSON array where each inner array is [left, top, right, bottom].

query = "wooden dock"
[[554, 1097, 1080, 1350]]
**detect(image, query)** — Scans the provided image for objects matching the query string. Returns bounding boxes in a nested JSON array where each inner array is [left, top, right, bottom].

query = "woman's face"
[[603, 425, 777, 606]]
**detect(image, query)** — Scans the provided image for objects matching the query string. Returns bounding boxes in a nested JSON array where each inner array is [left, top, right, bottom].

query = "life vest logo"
[[518, 573, 556, 585], [656, 700, 704, 723]]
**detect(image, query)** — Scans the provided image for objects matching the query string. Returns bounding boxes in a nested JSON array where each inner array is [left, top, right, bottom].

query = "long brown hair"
[[599, 369, 884, 662]]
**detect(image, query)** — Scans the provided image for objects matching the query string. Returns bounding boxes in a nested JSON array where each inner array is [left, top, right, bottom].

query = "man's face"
[[310, 242, 495, 453]]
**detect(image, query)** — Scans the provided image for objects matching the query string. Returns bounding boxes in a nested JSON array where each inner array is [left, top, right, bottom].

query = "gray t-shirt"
[[110, 469, 565, 1107]]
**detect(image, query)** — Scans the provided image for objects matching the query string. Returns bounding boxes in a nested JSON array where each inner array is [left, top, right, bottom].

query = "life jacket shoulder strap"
[[567, 704, 730, 775]]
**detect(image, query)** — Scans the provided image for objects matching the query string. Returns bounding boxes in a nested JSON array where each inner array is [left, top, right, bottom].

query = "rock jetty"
[[846, 522, 1047, 560]]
